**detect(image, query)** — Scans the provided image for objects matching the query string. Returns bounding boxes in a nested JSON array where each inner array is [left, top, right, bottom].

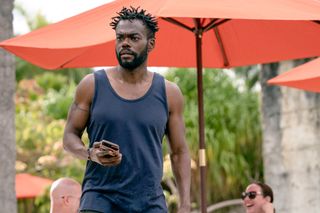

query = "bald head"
[[50, 178, 81, 213]]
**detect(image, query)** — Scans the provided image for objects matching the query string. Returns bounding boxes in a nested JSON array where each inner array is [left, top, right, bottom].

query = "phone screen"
[[101, 140, 119, 151]]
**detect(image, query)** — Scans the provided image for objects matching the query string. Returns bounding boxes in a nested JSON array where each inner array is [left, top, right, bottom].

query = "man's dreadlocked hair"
[[110, 6, 159, 39]]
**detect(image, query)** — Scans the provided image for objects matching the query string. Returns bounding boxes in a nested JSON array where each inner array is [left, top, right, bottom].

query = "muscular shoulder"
[[78, 73, 94, 89], [165, 80, 184, 113], [75, 73, 95, 108], [165, 80, 182, 96]]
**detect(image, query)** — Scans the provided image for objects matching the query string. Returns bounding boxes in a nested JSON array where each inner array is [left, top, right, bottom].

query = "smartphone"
[[100, 140, 119, 151]]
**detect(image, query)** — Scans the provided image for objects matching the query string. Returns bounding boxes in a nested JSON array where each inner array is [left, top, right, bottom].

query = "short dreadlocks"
[[110, 6, 159, 39]]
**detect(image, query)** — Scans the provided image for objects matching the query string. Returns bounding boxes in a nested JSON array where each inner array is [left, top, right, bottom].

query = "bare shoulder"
[[78, 73, 94, 89], [75, 73, 95, 107], [77, 73, 94, 94], [165, 79, 184, 112], [165, 79, 182, 95]]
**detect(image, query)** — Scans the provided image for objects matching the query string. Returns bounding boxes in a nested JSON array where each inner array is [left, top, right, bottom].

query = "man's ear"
[[148, 38, 155, 52], [265, 196, 271, 202], [62, 196, 70, 205]]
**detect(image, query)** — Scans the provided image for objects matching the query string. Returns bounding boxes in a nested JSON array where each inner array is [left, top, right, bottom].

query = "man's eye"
[[131, 37, 139, 41], [116, 37, 123, 41]]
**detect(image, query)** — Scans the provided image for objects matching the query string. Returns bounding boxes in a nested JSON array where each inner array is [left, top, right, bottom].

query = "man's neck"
[[116, 65, 149, 84]]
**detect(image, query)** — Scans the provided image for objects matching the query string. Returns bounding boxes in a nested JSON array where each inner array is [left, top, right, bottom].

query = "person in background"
[[50, 177, 82, 213], [63, 6, 191, 213], [241, 181, 275, 213]]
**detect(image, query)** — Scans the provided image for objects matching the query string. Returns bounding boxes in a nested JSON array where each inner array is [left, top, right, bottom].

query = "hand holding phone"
[[90, 140, 122, 166], [97, 140, 120, 158], [100, 140, 119, 151]]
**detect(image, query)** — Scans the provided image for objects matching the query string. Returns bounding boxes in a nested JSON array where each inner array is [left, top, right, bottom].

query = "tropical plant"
[[13, 8, 92, 212], [16, 75, 88, 213], [164, 68, 263, 210]]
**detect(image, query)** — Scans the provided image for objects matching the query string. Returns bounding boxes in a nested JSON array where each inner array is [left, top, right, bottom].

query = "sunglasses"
[[241, 191, 262, 200]]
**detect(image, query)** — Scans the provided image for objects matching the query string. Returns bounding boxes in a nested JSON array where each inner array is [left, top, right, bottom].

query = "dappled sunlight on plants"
[[13, 10, 95, 212], [16, 74, 87, 177], [37, 155, 58, 169], [15, 64, 91, 212], [162, 154, 198, 211], [15, 161, 27, 172], [165, 68, 263, 210]]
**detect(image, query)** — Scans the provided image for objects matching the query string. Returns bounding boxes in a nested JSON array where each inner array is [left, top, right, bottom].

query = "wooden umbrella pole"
[[194, 18, 207, 213], [161, 17, 208, 212]]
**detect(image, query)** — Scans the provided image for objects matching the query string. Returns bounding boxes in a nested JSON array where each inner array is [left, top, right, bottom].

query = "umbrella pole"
[[195, 18, 207, 213]]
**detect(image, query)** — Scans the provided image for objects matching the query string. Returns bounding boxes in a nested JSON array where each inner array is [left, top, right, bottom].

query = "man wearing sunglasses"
[[241, 182, 275, 213]]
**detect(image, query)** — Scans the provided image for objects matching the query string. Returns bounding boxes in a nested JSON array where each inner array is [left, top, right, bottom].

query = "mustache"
[[119, 49, 135, 55]]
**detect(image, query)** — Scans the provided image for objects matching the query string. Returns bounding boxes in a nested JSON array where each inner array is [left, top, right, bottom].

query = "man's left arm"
[[165, 81, 191, 213]]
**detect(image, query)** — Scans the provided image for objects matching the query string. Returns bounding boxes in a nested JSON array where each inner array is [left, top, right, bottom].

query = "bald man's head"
[[50, 178, 81, 213]]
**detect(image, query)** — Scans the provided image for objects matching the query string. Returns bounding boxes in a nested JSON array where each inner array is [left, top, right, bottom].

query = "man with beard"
[[63, 7, 191, 213]]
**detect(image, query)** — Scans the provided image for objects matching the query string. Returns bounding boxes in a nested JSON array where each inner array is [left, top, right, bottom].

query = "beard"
[[116, 45, 148, 70]]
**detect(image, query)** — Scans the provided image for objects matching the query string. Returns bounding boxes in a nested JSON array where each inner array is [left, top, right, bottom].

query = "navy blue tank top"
[[80, 70, 169, 212]]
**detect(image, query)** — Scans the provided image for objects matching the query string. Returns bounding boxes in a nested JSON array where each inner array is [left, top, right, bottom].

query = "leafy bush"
[[35, 73, 68, 92], [42, 83, 76, 120], [164, 68, 263, 208]]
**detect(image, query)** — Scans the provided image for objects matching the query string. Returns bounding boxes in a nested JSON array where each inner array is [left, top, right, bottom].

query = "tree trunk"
[[0, 0, 16, 212], [260, 60, 320, 213]]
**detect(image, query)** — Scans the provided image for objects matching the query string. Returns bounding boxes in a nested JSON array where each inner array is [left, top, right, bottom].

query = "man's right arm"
[[63, 73, 122, 166], [63, 74, 94, 160]]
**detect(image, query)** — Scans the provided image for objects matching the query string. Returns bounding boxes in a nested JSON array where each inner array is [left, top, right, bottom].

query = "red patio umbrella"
[[2, 0, 320, 212], [16, 173, 53, 199], [2, 0, 320, 69], [268, 57, 320, 93]]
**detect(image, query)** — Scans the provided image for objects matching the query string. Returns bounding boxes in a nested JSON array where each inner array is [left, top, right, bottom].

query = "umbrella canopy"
[[16, 173, 53, 199], [1, 0, 320, 69], [268, 57, 320, 93]]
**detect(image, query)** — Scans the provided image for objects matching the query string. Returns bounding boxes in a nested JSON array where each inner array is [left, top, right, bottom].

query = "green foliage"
[[35, 73, 68, 92], [16, 76, 87, 213], [16, 57, 92, 83], [233, 65, 260, 91], [34, 188, 51, 213], [164, 68, 263, 208], [15, 55, 90, 213], [13, 4, 93, 213], [42, 85, 76, 120], [32, 73, 76, 119]]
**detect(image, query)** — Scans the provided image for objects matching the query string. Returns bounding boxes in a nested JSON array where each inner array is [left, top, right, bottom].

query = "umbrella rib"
[[204, 19, 230, 32], [213, 27, 229, 67], [313, 20, 320, 25], [203, 19, 219, 32], [58, 49, 90, 68], [193, 18, 203, 36], [161, 17, 194, 32], [200, 19, 207, 26]]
